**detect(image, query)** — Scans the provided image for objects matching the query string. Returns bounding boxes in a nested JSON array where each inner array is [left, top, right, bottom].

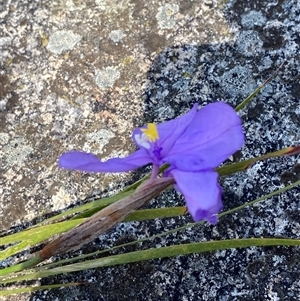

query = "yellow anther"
[[141, 123, 159, 142]]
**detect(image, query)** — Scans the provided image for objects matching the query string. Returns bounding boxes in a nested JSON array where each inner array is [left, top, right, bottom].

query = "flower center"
[[134, 123, 160, 150], [141, 123, 159, 142]]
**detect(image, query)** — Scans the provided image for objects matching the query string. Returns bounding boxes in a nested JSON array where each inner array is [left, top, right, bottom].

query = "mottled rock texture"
[[1, 0, 300, 300]]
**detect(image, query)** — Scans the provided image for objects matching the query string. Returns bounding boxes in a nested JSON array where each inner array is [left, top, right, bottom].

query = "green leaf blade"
[[1, 238, 300, 287]]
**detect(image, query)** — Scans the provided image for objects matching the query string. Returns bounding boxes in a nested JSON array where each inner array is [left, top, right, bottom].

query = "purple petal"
[[164, 102, 244, 171], [168, 169, 223, 224], [132, 104, 198, 159], [59, 149, 153, 172]]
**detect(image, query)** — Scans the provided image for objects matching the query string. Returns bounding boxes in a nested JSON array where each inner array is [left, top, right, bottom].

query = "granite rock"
[[1, 0, 300, 300]]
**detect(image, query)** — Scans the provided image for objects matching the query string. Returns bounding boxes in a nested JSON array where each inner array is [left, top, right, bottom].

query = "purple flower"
[[59, 102, 244, 224]]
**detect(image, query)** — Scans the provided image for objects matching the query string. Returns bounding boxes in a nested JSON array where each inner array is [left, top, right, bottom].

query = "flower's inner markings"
[[135, 123, 159, 149], [141, 123, 159, 142]]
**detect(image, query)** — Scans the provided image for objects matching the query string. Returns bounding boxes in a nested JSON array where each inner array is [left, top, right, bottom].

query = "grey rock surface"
[[1, 0, 300, 300]]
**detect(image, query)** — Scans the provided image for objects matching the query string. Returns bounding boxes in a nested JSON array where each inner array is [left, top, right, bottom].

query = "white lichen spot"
[[95, 0, 110, 10], [0, 98, 7, 111], [220, 66, 256, 97], [42, 112, 53, 124], [65, 0, 86, 11], [46, 30, 82, 54], [83, 129, 115, 153], [156, 4, 179, 29], [95, 66, 120, 89], [2, 136, 33, 167], [108, 30, 126, 43], [241, 11, 267, 29], [235, 30, 263, 57], [52, 188, 71, 211], [0, 132, 9, 145], [258, 56, 273, 71]]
